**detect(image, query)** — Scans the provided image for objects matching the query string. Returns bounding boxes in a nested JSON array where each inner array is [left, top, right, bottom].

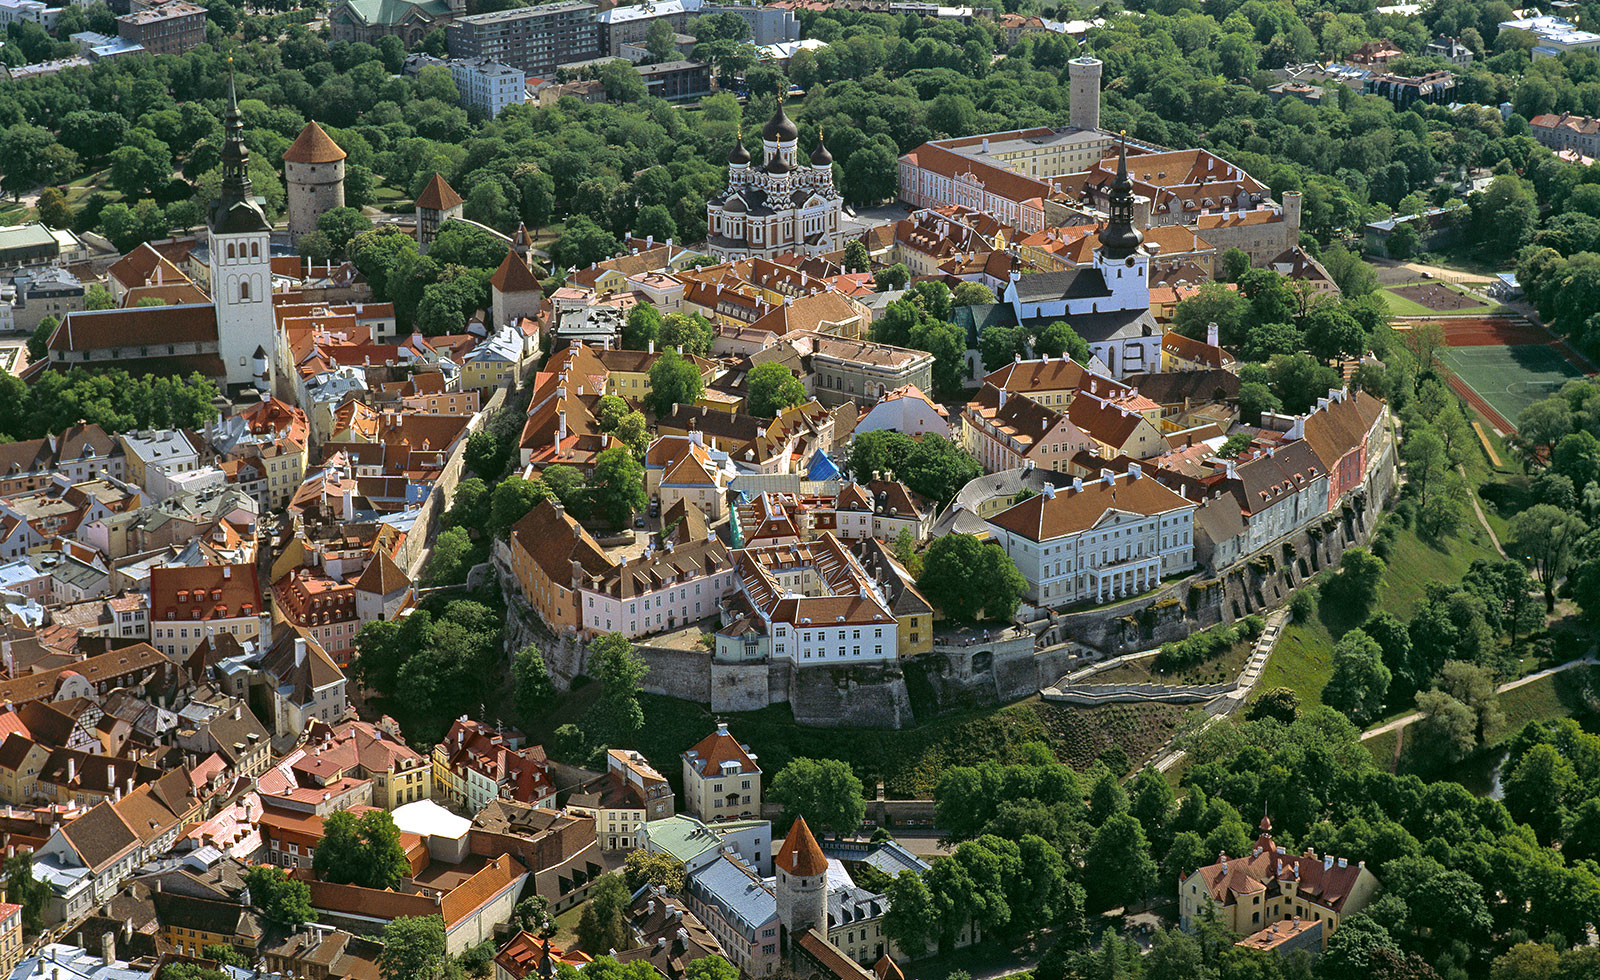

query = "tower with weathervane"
[[210, 62, 276, 393]]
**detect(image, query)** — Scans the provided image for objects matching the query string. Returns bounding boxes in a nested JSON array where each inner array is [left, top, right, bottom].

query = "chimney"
[[100, 931, 114, 965], [294, 637, 307, 666], [1206, 321, 1218, 347]]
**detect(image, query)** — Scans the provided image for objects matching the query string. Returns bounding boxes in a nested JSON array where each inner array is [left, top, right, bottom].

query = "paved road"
[[1360, 655, 1599, 741]]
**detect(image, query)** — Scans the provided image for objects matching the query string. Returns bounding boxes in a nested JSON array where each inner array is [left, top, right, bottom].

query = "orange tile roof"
[[283, 121, 347, 164], [776, 816, 828, 876], [416, 173, 462, 211]]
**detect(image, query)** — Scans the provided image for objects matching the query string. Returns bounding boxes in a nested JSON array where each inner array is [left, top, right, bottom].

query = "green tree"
[[423, 526, 475, 586], [1246, 687, 1300, 724], [1502, 742, 1576, 844], [683, 957, 738, 980], [587, 632, 648, 745], [599, 60, 647, 102], [1491, 943, 1560, 980], [313, 809, 410, 889], [553, 216, 622, 271], [36, 186, 72, 230], [378, 915, 450, 980], [316, 206, 374, 256], [1, 852, 49, 932], [84, 283, 115, 310], [746, 361, 807, 418], [590, 446, 647, 528], [952, 281, 995, 306], [490, 476, 554, 537], [1507, 503, 1587, 610], [1219, 248, 1252, 283], [658, 313, 715, 358], [883, 870, 937, 956], [245, 865, 312, 926], [843, 240, 871, 273], [768, 758, 866, 837], [1082, 812, 1157, 912], [1323, 628, 1391, 726], [623, 849, 687, 893], [1385, 222, 1419, 259], [917, 533, 1026, 622], [644, 17, 678, 61], [646, 351, 705, 418], [875, 263, 910, 292], [576, 873, 632, 953], [1033, 321, 1090, 361], [512, 644, 556, 725], [980, 325, 1031, 371], [26, 316, 57, 364], [624, 304, 662, 350], [844, 141, 899, 205]]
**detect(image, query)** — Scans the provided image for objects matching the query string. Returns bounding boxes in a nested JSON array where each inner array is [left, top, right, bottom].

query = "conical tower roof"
[[776, 816, 828, 876], [491, 248, 543, 294], [283, 120, 347, 164], [417, 173, 463, 211]]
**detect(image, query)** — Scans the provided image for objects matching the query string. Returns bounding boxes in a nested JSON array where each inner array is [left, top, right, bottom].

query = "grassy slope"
[[1258, 517, 1501, 707], [629, 693, 1188, 799]]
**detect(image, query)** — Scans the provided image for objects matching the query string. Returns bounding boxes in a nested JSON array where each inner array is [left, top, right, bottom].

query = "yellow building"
[[593, 348, 717, 406], [459, 326, 535, 392], [857, 538, 934, 659], [0, 903, 19, 977], [1178, 819, 1380, 949], [680, 724, 761, 822], [1160, 326, 1234, 374]]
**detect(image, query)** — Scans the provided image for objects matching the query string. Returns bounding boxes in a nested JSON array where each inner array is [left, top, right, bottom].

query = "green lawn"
[[1364, 728, 1399, 768], [1257, 518, 1501, 708]]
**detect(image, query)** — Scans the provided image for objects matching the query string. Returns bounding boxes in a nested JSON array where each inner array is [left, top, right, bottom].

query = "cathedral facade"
[[705, 102, 844, 260]]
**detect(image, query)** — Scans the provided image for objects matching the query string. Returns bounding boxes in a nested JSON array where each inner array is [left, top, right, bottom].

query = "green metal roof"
[[336, 0, 449, 27]]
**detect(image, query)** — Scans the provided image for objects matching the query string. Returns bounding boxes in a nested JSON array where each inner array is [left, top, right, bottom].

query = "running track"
[[1394, 315, 1598, 433]]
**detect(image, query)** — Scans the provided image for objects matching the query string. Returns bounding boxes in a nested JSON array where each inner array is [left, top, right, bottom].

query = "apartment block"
[[447, 2, 601, 77]]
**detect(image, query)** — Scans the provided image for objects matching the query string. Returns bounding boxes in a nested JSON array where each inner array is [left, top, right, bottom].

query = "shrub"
[[1152, 620, 1249, 672], [1290, 587, 1318, 623]]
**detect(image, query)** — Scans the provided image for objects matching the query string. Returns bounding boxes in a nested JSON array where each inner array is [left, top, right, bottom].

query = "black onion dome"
[[762, 101, 799, 141], [729, 138, 750, 165], [811, 139, 832, 166]]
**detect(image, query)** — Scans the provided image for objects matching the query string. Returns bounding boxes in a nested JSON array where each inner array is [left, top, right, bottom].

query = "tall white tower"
[[210, 65, 276, 393], [1069, 56, 1102, 132]]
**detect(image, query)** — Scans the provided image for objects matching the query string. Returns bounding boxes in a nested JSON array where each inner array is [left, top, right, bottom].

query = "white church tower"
[[1092, 134, 1150, 315], [210, 63, 276, 393]]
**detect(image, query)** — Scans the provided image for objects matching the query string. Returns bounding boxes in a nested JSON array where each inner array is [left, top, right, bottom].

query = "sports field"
[[1437, 344, 1585, 429]]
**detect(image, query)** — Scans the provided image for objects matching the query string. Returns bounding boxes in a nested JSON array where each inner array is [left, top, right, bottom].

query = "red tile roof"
[[283, 121, 347, 164], [776, 816, 828, 876]]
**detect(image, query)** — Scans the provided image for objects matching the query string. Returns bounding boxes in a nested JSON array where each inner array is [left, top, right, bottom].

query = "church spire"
[[212, 57, 270, 235], [1097, 131, 1143, 261]]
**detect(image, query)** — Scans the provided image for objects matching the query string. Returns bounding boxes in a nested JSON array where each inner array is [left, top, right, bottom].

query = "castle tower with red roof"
[[775, 815, 829, 953], [283, 121, 347, 246]]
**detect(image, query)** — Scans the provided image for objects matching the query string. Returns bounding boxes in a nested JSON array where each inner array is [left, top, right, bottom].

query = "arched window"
[[251, 241, 260, 258], [240, 280, 250, 301], [227, 243, 236, 259]]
